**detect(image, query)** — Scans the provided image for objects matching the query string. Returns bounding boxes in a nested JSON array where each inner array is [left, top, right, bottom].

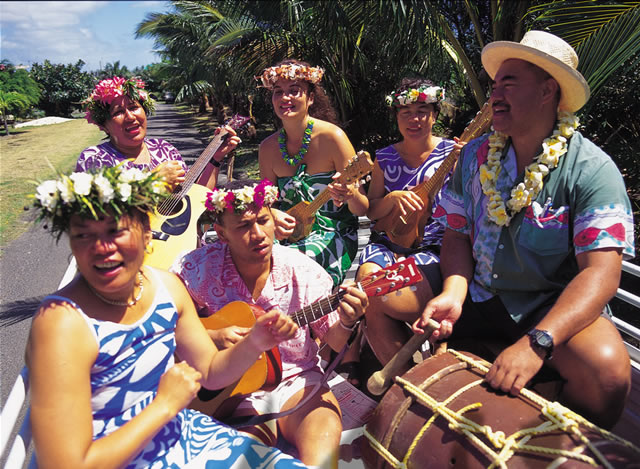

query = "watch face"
[[535, 330, 553, 348]]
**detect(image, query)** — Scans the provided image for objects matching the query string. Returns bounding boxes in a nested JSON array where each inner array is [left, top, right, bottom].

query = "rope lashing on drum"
[[449, 349, 640, 466], [364, 349, 640, 469]]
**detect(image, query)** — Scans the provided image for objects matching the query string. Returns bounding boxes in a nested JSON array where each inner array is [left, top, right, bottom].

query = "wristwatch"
[[209, 159, 222, 168], [527, 328, 554, 359]]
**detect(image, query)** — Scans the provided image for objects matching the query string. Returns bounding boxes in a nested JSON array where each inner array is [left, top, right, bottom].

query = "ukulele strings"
[[290, 273, 384, 327]]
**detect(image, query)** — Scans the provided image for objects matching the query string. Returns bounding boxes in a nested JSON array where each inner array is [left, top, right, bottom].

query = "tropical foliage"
[[136, 1, 638, 153], [30, 59, 96, 117], [0, 61, 41, 135]]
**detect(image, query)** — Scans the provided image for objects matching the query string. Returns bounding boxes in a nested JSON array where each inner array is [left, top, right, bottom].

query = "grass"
[[0, 120, 104, 248]]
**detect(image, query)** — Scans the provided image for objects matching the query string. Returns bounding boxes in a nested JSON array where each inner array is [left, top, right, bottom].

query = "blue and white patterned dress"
[[46, 270, 306, 468], [360, 139, 455, 267]]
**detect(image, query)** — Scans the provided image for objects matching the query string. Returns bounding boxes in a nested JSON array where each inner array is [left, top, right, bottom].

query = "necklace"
[[89, 271, 144, 307], [479, 111, 579, 226], [279, 118, 314, 166]]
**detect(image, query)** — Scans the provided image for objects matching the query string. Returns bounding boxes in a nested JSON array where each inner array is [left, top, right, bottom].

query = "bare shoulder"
[[259, 131, 280, 156], [28, 296, 96, 359], [314, 119, 349, 141]]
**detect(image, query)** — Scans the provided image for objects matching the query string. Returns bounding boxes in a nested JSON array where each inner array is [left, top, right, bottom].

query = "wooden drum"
[[361, 350, 639, 468]]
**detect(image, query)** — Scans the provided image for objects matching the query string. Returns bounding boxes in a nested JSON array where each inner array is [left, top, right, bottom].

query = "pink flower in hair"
[[224, 191, 236, 211]]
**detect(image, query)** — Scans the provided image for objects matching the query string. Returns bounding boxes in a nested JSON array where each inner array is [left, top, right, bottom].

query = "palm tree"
[[0, 90, 30, 135]]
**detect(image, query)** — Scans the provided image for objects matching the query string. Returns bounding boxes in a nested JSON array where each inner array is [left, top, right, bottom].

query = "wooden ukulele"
[[190, 257, 423, 416], [373, 103, 493, 248], [285, 151, 373, 242], [145, 115, 250, 269]]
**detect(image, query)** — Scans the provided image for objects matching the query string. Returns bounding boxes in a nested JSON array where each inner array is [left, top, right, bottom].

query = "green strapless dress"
[[277, 164, 358, 287]]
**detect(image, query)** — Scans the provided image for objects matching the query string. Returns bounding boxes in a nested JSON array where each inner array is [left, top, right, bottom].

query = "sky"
[[0, 1, 173, 72]]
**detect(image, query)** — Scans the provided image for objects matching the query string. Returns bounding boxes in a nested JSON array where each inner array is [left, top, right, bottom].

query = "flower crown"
[[385, 85, 445, 107], [205, 179, 279, 216], [32, 165, 169, 239], [256, 63, 324, 89], [83, 76, 156, 127]]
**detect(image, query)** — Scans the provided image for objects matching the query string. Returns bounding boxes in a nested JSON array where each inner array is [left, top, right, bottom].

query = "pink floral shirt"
[[174, 243, 337, 379]]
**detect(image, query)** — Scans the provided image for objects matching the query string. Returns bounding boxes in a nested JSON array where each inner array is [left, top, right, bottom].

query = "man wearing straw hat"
[[413, 30, 634, 429]]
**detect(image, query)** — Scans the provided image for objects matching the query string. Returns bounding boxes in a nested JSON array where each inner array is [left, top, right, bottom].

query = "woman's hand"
[[386, 190, 425, 218], [211, 126, 242, 165], [272, 208, 297, 240], [328, 172, 360, 207], [208, 326, 250, 349], [248, 309, 299, 351], [155, 160, 186, 189], [155, 361, 202, 415]]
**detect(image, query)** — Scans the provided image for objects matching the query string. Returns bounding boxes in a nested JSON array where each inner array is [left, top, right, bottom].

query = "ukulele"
[[285, 151, 374, 242], [145, 115, 250, 269], [190, 257, 423, 416], [373, 103, 493, 248]]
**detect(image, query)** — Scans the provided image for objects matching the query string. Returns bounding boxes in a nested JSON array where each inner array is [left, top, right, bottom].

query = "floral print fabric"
[[435, 131, 634, 322]]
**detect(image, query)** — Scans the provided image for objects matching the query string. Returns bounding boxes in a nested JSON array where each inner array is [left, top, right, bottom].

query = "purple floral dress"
[[76, 138, 188, 173], [360, 139, 455, 268]]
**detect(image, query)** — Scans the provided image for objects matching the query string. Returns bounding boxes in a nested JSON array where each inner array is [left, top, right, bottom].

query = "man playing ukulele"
[[174, 179, 368, 469]]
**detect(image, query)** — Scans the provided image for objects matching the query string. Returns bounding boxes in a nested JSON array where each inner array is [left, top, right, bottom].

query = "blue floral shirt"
[[435, 131, 635, 322]]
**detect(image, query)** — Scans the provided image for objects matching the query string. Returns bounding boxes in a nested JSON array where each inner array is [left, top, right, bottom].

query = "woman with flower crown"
[[350, 77, 461, 380], [256, 59, 368, 287], [76, 76, 240, 191], [26, 166, 306, 468]]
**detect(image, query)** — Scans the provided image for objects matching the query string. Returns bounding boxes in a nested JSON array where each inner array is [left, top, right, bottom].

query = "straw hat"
[[482, 30, 590, 112]]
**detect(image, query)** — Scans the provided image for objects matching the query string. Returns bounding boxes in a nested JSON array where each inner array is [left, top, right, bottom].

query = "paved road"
[[0, 103, 216, 461]]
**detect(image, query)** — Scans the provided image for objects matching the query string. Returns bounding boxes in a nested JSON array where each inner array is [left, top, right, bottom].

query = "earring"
[[145, 241, 154, 255]]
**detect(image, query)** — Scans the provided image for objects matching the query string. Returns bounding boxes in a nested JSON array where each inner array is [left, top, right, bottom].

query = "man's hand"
[[412, 292, 463, 341], [337, 283, 369, 327], [249, 309, 298, 351], [272, 208, 297, 240], [485, 336, 545, 396], [208, 326, 250, 349]]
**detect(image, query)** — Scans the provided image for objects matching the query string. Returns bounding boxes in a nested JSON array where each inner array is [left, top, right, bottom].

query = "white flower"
[[120, 167, 145, 183], [152, 180, 165, 194], [94, 175, 114, 203], [36, 180, 59, 211], [117, 182, 132, 201], [210, 191, 227, 212], [265, 185, 279, 202], [237, 186, 254, 205], [69, 172, 93, 196], [57, 176, 76, 204]]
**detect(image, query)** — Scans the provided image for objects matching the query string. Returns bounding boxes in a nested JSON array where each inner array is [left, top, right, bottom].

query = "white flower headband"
[[205, 179, 279, 215], [256, 63, 324, 89], [385, 85, 445, 107], [32, 165, 169, 239]]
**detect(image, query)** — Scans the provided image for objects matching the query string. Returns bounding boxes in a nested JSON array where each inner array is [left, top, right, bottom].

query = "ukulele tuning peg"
[[375, 287, 382, 294], [410, 286, 417, 292], [381, 295, 388, 302], [366, 175, 372, 182]]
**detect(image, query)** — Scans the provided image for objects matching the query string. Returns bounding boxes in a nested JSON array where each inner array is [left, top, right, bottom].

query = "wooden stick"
[[367, 319, 440, 395]]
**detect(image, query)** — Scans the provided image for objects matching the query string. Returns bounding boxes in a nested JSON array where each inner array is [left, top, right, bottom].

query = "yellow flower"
[[409, 89, 419, 100]]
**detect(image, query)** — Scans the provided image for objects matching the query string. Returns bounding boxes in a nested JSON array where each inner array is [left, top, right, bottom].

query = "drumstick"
[[367, 319, 440, 396]]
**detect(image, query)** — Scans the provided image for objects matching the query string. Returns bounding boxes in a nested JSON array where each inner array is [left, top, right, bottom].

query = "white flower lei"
[[479, 111, 579, 226]]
